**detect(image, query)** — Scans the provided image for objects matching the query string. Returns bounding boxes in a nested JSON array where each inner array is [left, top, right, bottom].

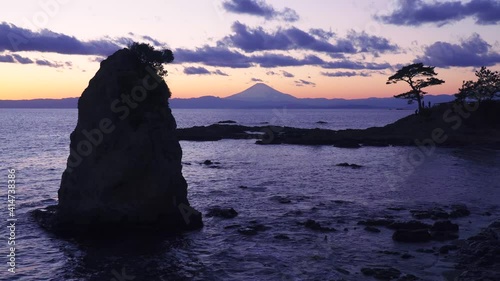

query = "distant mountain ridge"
[[0, 83, 455, 109]]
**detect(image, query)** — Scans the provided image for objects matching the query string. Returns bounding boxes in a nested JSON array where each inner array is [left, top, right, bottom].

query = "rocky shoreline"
[[204, 196, 499, 280], [176, 101, 500, 149]]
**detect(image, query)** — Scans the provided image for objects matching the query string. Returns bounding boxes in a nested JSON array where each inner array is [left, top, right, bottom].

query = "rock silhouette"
[[54, 48, 202, 234]]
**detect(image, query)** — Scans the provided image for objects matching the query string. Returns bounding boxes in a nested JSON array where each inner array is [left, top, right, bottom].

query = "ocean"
[[1, 108, 499, 281]]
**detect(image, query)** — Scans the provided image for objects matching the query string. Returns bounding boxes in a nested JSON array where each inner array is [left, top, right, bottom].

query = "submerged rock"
[[365, 226, 381, 233], [410, 208, 449, 220], [361, 267, 401, 280], [449, 204, 471, 218], [390, 220, 433, 243], [393, 229, 432, 243], [206, 207, 238, 219], [431, 220, 459, 232], [43, 48, 202, 235], [217, 120, 237, 124], [303, 219, 336, 232], [336, 162, 363, 169]]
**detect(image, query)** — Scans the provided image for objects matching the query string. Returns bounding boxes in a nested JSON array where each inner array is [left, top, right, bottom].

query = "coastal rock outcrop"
[[54, 48, 202, 234]]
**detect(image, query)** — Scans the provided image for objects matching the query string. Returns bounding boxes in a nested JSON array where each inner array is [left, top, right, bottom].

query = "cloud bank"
[[378, 0, 500, 26], [183, 66, 230, 76], [417, 33, 500, 67], [0, 22, 123, 56], [222, 0, 299, 22], [220, 22, 397, 55]]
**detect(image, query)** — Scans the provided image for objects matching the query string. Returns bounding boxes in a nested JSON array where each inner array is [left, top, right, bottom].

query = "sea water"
[[0, 108, 499, 280]]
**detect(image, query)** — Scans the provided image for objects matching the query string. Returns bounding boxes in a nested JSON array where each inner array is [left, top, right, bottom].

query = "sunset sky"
[[0, 0, 499, 100]]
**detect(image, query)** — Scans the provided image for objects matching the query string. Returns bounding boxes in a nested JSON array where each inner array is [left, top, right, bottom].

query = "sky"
[[0, 0, 499, 100]]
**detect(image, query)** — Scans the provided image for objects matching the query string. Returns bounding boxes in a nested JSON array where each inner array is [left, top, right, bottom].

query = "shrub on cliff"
[[129, 42, 174, 77]]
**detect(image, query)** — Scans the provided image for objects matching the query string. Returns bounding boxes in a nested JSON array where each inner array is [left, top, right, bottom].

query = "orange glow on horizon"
[[0, 61, 495, 101]]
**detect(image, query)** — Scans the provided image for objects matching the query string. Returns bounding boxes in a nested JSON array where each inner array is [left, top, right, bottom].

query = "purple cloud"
[[221, 22, 357, 54], [0, 52, 69, 68], [282, 70, 294, 78], [35, 59, 63, 68], [213, 69, 229, 76], [295, 79, 316, 87], [251, 78, 263, 82], [12, 54, 33, 64], [322, 60, 391, 70], [321, 71, 370, 77], [222, 0, 299, 22], [378, 0, 500, 26], [184, 66, 231, 76], [252, 53, 324, 68], [0, 54, 14, 63], [309, 28, 335, 40], [416, 33, 500, 67], [184, 66, 211, 75], [175, 45, 253, 68], [347, 31, 399, 55], [221, 22, 397, 56], [0, 22, 123, 56]]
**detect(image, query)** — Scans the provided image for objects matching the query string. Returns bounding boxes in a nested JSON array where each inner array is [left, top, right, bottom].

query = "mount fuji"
[[225, 83, 298, 102]]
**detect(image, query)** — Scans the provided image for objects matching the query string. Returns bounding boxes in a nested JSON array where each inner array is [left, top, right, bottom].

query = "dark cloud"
[[266, 70, 277, 75], [213, 69, 229, 76], [89, 56, 105, 63], [322, 60, 391, 70], [183, 66, 230, 76], [282, 70, 294, 78], [12, 54, 33, 64], [0, 22, 124, 56], [417, 33, 500, 67], [295, 79, 316, 87], [347, 31, 399, 55], [309, 28, 335, 40], [175, 45, 253, 68], [142, 35, 163, 47], [222, 22, 356, 54], [184, 66, 211, 75], [0, 52, 69, 68], [174, 43, 392, 71], [221, 22, 397, 56], [0, 54, 14, 63], [321, 71, 370, 77], [280, 7, 300, 22], [35, 59, 64, 68], [378, 0, 500, 26], [251, 78, 263, 82], [252, 53, 324, 68], [222, 0, 299, 22]]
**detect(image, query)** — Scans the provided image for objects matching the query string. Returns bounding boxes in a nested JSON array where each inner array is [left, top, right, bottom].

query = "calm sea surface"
[[0, 108, 499, 281]]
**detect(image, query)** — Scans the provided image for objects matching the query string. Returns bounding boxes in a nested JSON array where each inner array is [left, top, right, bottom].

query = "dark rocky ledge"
[[176, 101, 500, 148]]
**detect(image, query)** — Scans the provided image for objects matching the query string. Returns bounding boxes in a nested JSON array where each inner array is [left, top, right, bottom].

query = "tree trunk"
[[416, 93, 422, 114]]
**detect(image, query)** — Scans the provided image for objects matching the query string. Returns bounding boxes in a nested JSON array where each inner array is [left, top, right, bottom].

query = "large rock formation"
[[55, 48, 202, 233]]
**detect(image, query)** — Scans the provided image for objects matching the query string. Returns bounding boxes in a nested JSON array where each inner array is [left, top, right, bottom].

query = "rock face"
[[56, 48, 202, 233]]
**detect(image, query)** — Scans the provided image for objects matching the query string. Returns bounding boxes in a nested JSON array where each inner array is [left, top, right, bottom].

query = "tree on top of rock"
[[455, 66, 500, 103], [129, 42, 174, 77], [387, 63, 445, 114]]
